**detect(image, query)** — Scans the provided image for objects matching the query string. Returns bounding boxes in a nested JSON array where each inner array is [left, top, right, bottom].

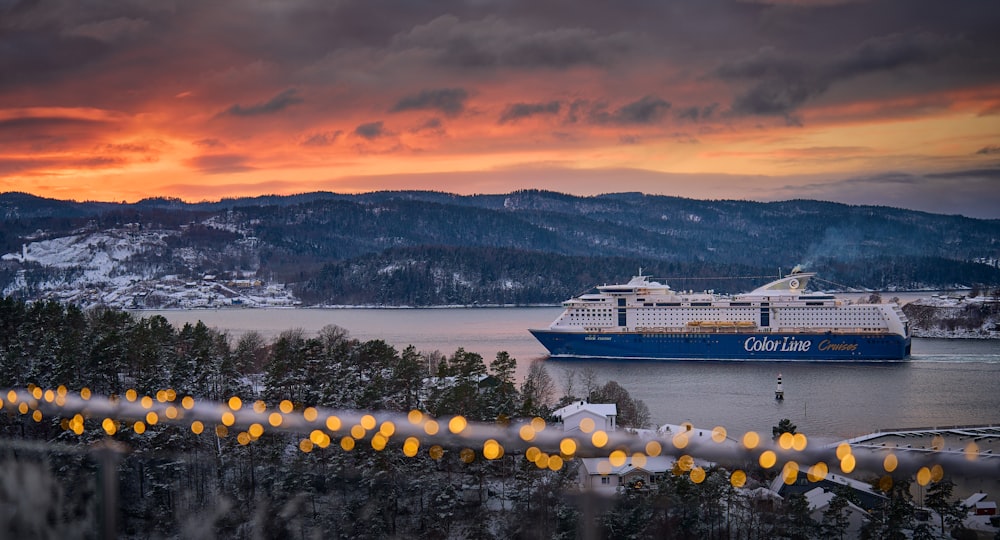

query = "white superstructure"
[[546, 271, 910, 338]]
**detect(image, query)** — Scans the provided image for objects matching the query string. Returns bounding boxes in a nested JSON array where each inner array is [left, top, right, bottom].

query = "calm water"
[[144, 306, 1000, 441]]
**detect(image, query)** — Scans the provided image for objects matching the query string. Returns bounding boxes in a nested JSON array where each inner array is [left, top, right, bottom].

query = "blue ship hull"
[[529, 330, 911, 361]]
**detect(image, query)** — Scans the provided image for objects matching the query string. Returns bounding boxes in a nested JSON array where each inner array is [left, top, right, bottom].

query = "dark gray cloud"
[[975, 146, 1000, 156], [395, 15, 636, 70], [391, 88, 468, 116], [498, 101, 561, 124], [676, 104, 719, 122], [354, 121, 387, 140], [193, 138, 226, 148], [301, 131, 343, 146], [590, 96, 671, 125], [223, 89, 303, 117], [185, 154, 254, 174]]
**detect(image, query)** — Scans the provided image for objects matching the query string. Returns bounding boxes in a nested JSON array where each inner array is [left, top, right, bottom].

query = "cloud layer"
[[1, 0, 998, 216]]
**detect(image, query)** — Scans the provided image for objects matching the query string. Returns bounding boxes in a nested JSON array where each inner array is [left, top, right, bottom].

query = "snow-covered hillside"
[[1, 225, 297, 309], [902, 295, 1000, 339]]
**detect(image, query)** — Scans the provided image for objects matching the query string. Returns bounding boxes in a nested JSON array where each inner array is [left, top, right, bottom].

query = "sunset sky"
[[2, 0, 999, 217]]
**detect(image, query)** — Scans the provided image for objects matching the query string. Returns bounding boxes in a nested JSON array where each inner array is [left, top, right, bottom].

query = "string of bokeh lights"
[[3, 384, 997, 491]]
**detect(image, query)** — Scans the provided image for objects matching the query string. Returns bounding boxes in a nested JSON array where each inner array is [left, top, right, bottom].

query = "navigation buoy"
[[775, 373, 784, 401]]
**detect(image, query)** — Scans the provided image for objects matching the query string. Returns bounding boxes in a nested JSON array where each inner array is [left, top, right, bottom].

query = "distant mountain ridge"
[[2, 190, 998, 307]]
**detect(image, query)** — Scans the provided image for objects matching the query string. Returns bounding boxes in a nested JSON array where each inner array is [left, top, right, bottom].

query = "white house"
[[551, 401, 617, 432], [578, 455, 676, 494], [803, 486, 869, 536]]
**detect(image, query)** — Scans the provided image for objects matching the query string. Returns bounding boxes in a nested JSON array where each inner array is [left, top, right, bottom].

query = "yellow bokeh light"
[[303, 407, 318, 422], [579, 417, 596, 433], [759, 450, 777, 469], [534, 453, 549, 469], [403, 437, 420, 457], [371, 433, 387, 451], [253, 400, 267, 413], [690, 467, 706, 484], [632, 452, 647, 468], [141, 396, 153, 409], [548, 455, 564, 471], [609, 450, 627, 467], [379, 421, 395, 437], [836, 442, 852, 460], [125, 389, 137, 402], [350, 424, 366, 439], [360, 414, 377, 430], [424, 420, 440, 435], [146, 411, 158, 425], [215, 425, 228, 438], [32, 409, 42, 422], [191, 421, 204, 434], [531, 417, 546, 431], [221, 412, 235, 426], [483, 440, 501, 460], [43, 389, 54, 402], [645, 441, 662, 456], [711, 426, 727, 443], [792, 433, 807, 451], [460, 448, 475, 464], [965, 441, 980, 461], [299, 439, 313, 453], [407, 409, 423, 424], [181, 396, 195, 409], [165, 388, 177, 401], [6, 390, 17, 403], [449, 415, 468, 434], [672, 432, 689, 449], [134, 421, 146, 434], [325, 415, 341, 431], [228, 396, 242, 411], [54, 394, 66, 407], [341, 436, 355, 451], [279, 400, 293, 414], [80, 387, 91, 400], [878, 475, 893, 492], [310, 429, 325, 444], [678, 455, 694, 472], [930, 464, 944, 482], [592, 430, 609, 448], [57, 385, 67, 397], [840, 454, 856, 474], [883, 453, 898, 473], [807, 462, 829, 483], [782, 461, 799, 485], [268, 412, 283, 427], [778, 432, 794, 450], [102, 418, 117, 435], [156, 390, 167, 403], [526, 447, 541, 462], [249, 423, 264, 438], [559, 438, 577, 456], [931, 435, 944, 451], [429, 445, 444, 460], [519, 424, 536, 441], [731, 470, 747, 488], [165, 406, 178, 419], [237, 432, 251, 445], [916, 466, 931, 486], [742, 431, 760, 449]]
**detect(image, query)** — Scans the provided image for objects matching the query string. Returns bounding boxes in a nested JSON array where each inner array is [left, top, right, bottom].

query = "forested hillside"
[[2, 190, 998, 307]]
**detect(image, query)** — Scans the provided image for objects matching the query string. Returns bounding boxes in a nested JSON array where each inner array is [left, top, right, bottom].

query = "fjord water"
[[148, 307, 1000, 441]]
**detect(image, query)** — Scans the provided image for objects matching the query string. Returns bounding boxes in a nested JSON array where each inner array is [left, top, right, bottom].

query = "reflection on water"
[[147, 307, 1000, 440]]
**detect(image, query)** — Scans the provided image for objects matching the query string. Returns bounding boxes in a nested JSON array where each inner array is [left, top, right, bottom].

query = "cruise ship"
[[529, 270, 911, 360]]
